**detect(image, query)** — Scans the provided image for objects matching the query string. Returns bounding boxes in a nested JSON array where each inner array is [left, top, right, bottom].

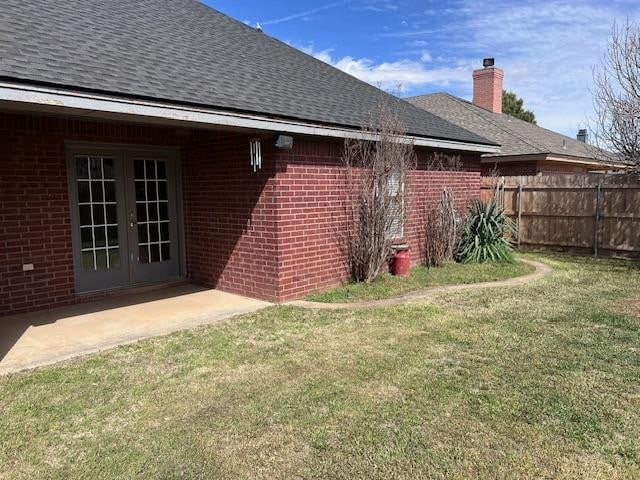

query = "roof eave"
[[0, 81, 500, 154], [481, 152, 628, 168]]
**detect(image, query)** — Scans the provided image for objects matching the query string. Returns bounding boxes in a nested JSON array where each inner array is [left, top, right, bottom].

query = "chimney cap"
[[483, 57, 495, 68], [577, 129, 588, 143]]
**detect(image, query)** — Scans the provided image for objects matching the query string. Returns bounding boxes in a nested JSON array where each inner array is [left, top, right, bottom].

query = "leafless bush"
[[341, 105, 417, 283], [424, 188, 460, 267], [483, 165, 504, 206], [426, 152, 463, 171], [417, 151, 465, 266], [486, 163, 501, 179], [591, 19, 640, 173]]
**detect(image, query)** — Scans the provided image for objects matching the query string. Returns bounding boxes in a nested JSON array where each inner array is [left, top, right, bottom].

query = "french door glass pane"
[[75, 156, 120, 271], [134, 159, 170, 264]]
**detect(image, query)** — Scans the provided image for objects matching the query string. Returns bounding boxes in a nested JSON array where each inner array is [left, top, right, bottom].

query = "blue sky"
[[206, 0, 639, 136]]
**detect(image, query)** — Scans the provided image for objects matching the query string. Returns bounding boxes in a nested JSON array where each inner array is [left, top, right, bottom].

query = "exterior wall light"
[[275, 134, 294, 150]]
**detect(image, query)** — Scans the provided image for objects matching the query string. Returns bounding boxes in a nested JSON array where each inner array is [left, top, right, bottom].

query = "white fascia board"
[[545, 155, 628, 169], [0, 82, 500, 153], [481, 154, 627, 168]]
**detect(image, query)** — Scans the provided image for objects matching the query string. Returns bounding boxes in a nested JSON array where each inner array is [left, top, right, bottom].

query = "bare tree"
[[341, 105, 417, 283], [592, 19, 640, 172]]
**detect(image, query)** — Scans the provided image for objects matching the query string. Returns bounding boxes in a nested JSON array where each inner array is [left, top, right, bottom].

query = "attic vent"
[[250, 139, 262, 172]]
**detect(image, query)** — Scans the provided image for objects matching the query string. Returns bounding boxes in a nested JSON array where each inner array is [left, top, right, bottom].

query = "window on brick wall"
[[386, 168, 404, 239]]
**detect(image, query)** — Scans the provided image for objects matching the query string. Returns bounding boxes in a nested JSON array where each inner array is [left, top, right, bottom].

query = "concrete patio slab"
[[0, 285, 270, 375]]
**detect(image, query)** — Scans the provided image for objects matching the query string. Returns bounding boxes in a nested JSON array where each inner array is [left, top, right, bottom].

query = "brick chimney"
[[472, 58, 504, 113]]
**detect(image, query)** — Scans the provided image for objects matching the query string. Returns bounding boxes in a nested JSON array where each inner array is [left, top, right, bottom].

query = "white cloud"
[[353, 1, 399, 12], [262, 1, 348, 26], [420, 51, 432, 63], [300, 45, 470, 92], [404, 0, 640, 135], [297, 0, 640, 135]]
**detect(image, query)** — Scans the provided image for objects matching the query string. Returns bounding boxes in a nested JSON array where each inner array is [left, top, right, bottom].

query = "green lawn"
[[306, 259, 534, 302], [1, 254, 640, 479]]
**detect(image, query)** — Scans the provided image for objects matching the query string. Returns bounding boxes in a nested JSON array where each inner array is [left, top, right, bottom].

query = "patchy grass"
[[618, 298, 640, 319], [1, 253, 639, 479], [306, 259, 534, 303]]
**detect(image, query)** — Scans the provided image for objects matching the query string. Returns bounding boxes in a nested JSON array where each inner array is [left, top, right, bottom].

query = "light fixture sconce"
[[250, 138, 262, 172], [275, 134, 294, 150]]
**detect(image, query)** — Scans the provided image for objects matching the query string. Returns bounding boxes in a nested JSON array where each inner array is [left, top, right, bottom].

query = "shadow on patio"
[[0, 285, 270, 375]]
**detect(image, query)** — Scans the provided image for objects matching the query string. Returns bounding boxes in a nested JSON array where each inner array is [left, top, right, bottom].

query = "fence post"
[[594, 183, 601, 257], [517, 183, 523, 248]]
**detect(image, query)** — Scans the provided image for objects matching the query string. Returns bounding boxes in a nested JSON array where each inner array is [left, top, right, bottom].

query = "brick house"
[[408, 60, 628, 176], [0, 0, 498, 317]]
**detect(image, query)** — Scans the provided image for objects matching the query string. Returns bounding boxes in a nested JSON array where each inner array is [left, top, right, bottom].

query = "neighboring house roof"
[[407, 92, 617, 163], [0, 0, 496, 148]]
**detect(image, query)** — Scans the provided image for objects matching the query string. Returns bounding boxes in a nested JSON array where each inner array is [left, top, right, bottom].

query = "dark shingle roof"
[[0, 0, 495, 147], [407, 92, 617, 162]]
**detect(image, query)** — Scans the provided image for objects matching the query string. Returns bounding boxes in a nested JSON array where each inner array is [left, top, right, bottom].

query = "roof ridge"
[[444, 95, 549, 154], [504, 111, 585, 146], [446, 93, 592, 152], [408, 92, 618, 163], [412, 92, 585, 148]]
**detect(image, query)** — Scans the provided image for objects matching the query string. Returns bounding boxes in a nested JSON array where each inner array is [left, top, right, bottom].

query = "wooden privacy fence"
[[481, 174, 640, 257]]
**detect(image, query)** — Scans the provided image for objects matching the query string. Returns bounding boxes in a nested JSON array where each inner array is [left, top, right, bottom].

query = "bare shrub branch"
[[591, 19, 640, 173], [424, 188, 460, 267], [426, 152, 463, 172], [340, 105, 417, 283]]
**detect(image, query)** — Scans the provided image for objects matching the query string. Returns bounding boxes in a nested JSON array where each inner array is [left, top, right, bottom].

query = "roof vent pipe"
[[577, 129, 588, 143]]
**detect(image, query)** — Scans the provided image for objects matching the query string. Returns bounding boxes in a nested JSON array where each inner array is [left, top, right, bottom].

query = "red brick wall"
[[0, 113, 198, 316], [182, 133, 280, 300], [481, 160, 539, 176], [538, 160, 589, 174], [272, 139, 482, 300], [407, 151, 482, 264], [0, 112, 281, 315], [272, 141, 347, 299], [1, 112, 483, 315], [481, 159, 602, 176]]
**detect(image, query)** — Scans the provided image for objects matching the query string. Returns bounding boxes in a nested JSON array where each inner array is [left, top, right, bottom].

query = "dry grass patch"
[[618, 298, 640, 319], [1, 254, 639, 479]]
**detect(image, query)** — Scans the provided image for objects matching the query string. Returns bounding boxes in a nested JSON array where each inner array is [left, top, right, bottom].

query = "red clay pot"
[[392, 249, 410, 276]]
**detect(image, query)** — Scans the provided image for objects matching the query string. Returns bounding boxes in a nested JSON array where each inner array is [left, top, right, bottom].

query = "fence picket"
[[480, 174, 640, 257]]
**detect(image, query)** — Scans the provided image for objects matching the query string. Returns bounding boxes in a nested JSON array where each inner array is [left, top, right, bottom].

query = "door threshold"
[[77, 279, 188, 301]]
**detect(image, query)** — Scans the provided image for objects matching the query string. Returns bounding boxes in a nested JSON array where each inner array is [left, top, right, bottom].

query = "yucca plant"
[[456, 199, 516, 263]]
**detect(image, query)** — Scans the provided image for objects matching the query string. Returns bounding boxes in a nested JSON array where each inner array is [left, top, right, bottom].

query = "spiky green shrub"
[[457, 199, 516, 263]]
